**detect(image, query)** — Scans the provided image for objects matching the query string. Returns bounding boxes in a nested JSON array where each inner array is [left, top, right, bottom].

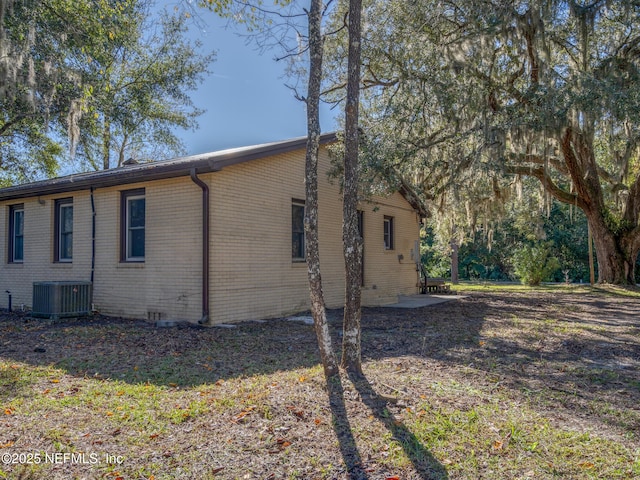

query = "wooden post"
[[450, 238, 459, 284]]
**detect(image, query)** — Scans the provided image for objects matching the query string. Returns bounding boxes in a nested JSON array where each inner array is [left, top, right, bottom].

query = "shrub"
[[512, 242, 561, 286]]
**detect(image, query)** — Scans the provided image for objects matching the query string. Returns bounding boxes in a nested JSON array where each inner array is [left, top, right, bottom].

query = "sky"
[[166, 3, 338, 156]]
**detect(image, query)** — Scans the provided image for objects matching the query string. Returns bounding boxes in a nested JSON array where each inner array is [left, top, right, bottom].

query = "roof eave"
[[0, 132, 337, 201]]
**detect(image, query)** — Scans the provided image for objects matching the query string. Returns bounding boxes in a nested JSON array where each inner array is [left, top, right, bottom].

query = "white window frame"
[[10, 205, 24, 263], [121, 190, 146, 262], [292, 200, 305, 262], [56, 199, 73, 262]]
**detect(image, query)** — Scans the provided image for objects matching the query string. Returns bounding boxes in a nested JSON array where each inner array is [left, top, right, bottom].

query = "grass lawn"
[[1, 285, 639, 479]]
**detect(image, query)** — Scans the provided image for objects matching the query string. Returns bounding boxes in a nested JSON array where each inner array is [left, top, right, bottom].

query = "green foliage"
[[512, 242, 561, 286], [73, 6, 215, 170], [420, 226, 451, 278], [0, 0, 141, 180], [0, 124, 62, 184], [601, 208, 635, 237], [321, 0, 640, 283], [2, 1, 70, 180], [422, 189, 594, 283], [0, 0, 214, 181], [458, 238, 514, 281], [544, 206, 591, 283]]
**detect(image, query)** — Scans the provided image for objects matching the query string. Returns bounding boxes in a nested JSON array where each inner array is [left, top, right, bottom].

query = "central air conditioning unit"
[[32, 281, 92, 319]]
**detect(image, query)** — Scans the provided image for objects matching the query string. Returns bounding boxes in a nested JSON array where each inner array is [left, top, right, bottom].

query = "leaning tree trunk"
[[305, 0, 338, 379], [587, 212, 638, 284], [560, 127, 640, 285], [341, 0, 363, 375]]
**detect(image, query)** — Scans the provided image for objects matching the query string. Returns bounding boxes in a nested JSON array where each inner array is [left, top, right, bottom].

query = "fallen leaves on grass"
[[232, 406, 256, 423], [276, 438, 292, 448], [286, 405, 305, 420], [0, 291, 638, 479], [267, 437, 293, 453], [492, 431, 512, 453]]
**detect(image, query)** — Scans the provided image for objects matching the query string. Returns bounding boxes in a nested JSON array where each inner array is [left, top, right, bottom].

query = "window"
[[121, 189, 145, 262], [54, 198, 73, 262], [9, 204, 24, 263], [383, 216, 394, 250], [292, 200, 305, 261]]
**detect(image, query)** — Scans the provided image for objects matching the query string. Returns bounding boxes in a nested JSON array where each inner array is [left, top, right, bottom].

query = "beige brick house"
[[0, 134, 425, 324]]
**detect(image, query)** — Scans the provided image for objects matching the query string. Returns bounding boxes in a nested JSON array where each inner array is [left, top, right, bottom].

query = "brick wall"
[[0, 145, 421, 323], [0, 192, 93, 311]]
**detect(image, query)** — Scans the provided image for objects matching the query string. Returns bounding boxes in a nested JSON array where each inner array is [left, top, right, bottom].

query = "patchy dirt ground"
[[1, 288, 639, 479]]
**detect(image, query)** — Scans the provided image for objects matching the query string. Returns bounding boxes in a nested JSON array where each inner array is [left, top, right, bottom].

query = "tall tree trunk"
[[102, 120, 111, 170], [560, 127, 639, 285], [341, 0, 363, 375], [587, 213, 638, 284], [588, 223, 595, 285], [305, 0, 338, 379], [117, 133, 128, 167]]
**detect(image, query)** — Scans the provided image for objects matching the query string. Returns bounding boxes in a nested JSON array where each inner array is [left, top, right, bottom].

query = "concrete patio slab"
[[382, 294, 466, 309]]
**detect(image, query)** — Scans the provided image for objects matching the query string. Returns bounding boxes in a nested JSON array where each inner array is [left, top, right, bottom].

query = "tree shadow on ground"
[[0, 312, 326, 391], [323, 371, 448, 480], [1, 291, 638, 411], [360, 291, 640, 440], [325, 374, 368, 479], [0, 293, 487, 390], [1, 290, 639, 463], [1, 307, 453, 478]]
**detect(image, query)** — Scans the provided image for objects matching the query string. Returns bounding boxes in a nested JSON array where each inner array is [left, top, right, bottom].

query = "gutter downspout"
[[90, 187, 96, 308], [190, 168, 210, 324]]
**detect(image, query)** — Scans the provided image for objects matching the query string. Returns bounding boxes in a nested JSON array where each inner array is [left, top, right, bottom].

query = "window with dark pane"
[[383, 216, 394, 250], [9, 204, 24, 263], [292, 200, 305, 261], [120, 189, 145, 262], [55, 198, 73, 262]]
